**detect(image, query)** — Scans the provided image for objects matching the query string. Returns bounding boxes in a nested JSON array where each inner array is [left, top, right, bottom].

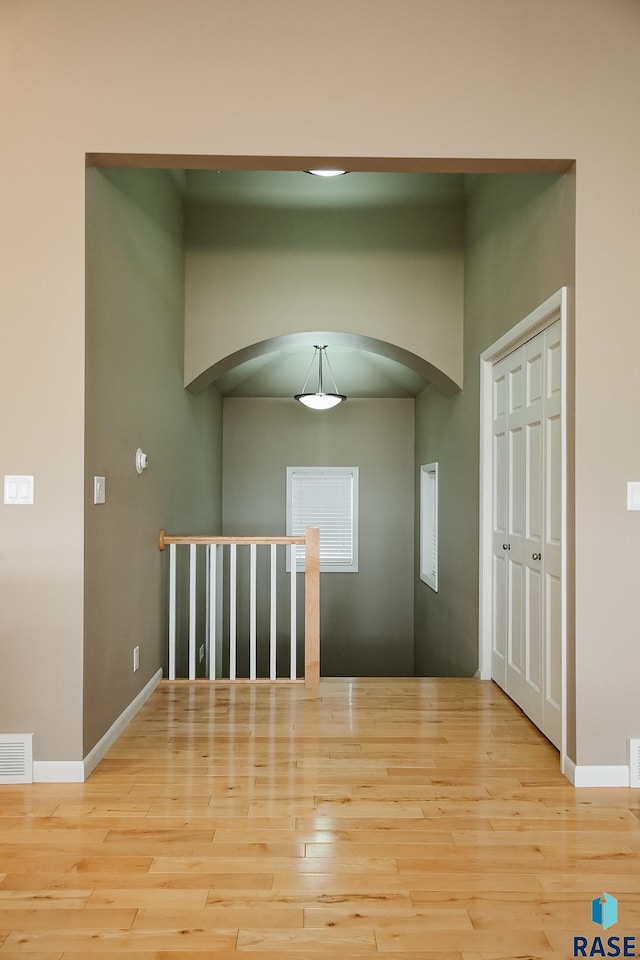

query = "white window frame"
[[286, 467, 359, 573], [420, 462, 438, 592]]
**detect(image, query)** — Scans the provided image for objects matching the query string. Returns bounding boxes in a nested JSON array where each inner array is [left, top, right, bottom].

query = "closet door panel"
[[491, 318, 563, 750]]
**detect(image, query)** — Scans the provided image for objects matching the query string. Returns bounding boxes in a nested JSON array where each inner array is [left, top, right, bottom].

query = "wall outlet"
[[199, 644, 205, 664], [133, 645, 140, 672]]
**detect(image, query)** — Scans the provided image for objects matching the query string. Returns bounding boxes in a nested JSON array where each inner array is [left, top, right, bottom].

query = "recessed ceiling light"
[[306, 169, 348, 177]]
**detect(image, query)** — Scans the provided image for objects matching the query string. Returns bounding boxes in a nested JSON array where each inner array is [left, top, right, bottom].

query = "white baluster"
[[229, 543, 237, 680], [270, 543, 277, 680], [250, 542, 257, 680], [290, 544, 297, 680], [168, 543, 177, 681], [189, 543, 197, 680], [209, 543, 217, 680]]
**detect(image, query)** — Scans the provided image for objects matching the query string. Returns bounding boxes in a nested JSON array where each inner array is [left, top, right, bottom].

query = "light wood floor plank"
[[131, 907, 303, 930], [0, 928, 237, 952], [0, 908, 136, 932], [236, 927, 377, 951], [205, 890, 415, 909], [375, 927, 552, 952], [149, 855, 399, 875], [293, 817, 496, 833], [0, 857, 153, 876], [86, 890, 208, 910], [407, 873, 545, 894], [0, 953, 65, 960], [303, 906, 474, 930], [0, 894, 91, 911], [0, 874, 275, 892], [158, 954, 462, 960]]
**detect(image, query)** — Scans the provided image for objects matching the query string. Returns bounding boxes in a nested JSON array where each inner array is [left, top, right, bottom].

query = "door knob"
[[532, 552, 542, 561], [502, 543, 511, 550]]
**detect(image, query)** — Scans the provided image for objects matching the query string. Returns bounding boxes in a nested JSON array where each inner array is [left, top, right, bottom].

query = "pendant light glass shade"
[[294, 345, 346, 410]]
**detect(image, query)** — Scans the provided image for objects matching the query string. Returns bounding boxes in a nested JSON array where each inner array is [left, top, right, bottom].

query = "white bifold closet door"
[[491, 319, 562, 749]]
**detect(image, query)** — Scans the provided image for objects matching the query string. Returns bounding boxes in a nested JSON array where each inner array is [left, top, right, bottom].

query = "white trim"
[[480, 289, 566, 364], [562, 755, 575, 784], [629, 738, 640, 788], [564, 759, 630, 788], [33, 668, 163, 783], [479, 289, 569, 773], [419, 462, 438, 591], [33, 760, 85, 783]]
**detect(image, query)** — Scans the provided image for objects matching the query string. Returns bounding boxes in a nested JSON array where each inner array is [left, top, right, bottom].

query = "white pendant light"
[[295, 345, 346, 410]]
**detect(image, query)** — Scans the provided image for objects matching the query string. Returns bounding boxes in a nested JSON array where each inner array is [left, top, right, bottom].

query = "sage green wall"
[[222, 398, 415, 676], [84, 168, 223, 756], [184, 174, 464, 391], [414, 175, 576, 701]]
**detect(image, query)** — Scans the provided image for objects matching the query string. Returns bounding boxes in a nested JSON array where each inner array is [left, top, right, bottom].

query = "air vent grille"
[[0, 734, 33, 783]]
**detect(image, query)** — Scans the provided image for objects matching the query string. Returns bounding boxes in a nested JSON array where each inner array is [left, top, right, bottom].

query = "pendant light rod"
[[298, 347, 320, 396], [321, 345, 342, 396]]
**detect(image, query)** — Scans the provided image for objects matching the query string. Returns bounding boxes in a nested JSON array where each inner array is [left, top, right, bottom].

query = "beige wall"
[[84, 168, 223, 756], [414, 174, 576, 694], [2, 0, 640, 767], [184, 173, 464, 391], [222, 398, 415, 677]]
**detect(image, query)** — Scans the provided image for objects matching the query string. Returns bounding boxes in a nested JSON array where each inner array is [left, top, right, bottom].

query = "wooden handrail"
[[159, 529, 305, 551]]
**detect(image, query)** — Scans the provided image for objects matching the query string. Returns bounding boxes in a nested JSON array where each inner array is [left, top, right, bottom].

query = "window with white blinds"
[[286, 467, 359, 573], [420, 462, 438, 591]]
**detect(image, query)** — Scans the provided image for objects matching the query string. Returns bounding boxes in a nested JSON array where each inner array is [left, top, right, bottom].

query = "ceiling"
[[184, 169, 465, 399]]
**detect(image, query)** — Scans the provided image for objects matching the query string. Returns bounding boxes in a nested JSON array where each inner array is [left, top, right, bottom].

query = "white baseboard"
[[33, 760, 85, 783], [33, 669, 163, 783], [563, 757, 630, 787]]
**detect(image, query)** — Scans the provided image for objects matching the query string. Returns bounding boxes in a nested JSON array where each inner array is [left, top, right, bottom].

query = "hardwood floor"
[[0, 678, 639, 958]]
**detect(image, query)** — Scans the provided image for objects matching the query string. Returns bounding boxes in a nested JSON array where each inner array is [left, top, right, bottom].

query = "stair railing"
[[158, 528, 320, 684]]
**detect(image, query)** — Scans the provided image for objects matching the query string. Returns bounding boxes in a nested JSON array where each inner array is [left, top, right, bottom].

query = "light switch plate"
[[4, 475, 35, 505], [627, 481, 640, 511], [94, 476, 106, 505]]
